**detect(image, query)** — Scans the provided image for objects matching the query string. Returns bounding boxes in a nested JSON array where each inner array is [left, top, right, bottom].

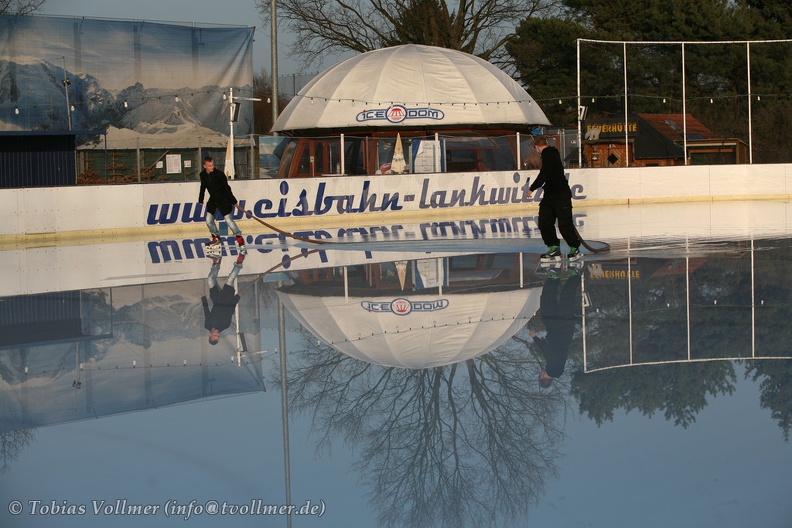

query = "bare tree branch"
[[281, 328, 567, 527], [0, 0, 45, 15], [0, 427, 37, 474], [255, 0, 563, 70]]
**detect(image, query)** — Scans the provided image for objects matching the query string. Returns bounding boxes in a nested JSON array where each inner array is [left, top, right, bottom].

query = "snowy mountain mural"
[[0, 279, 266, 432], [0, 14, 254, 141]]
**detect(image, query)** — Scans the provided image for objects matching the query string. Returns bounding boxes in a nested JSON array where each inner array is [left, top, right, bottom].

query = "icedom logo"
[[361, 298, 449, 315], [392, 298, 412, 314], [356, 105, 445, 123], [386, 105, 407, 123]]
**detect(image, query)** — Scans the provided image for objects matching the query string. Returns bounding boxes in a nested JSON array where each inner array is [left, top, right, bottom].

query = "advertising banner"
[[3, 164, 792, 239], [0, 14, 254, 139]]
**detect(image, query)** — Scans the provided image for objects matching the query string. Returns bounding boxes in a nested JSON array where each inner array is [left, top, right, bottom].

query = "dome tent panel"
[[272, 44, 550, 133]]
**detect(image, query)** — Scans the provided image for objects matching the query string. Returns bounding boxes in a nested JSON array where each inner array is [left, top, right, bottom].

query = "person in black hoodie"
[[202, 253, 245, 345], [198, 155, 246, 253], [526, 136, 581, 262], [532, 269, 581, 388]]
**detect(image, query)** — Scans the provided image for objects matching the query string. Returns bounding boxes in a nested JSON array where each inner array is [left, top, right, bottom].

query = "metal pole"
[[751, 236, 755, 357], [581, 266, 588, 372], [435, 132, 440, 172], [249, 133, 254, 179], [344, 266, 349, 302], [136, 137, 141, 183], [577, 39, 583, 167], [628, 243, 633, 364], [270, 0, 279, 131], [103, 132, 108, 181], [62, 57, 72, 131], [746, 42, 753, 164], [516, 131, 521, 169], [278, 297, 292, 528], [437, 258, 443, 295], [229, 87, 235, 180], [686, 238, 691, 360], [235, 302, 242, 366], [340, 133, 345, 174], [682, 43, 688, 165], [229, 93, 261, 179], [623, 43, 629, 167], [519, 252, 524, 288]]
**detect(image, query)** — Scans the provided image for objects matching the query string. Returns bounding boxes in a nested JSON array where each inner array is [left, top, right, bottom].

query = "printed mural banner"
[[0, 14, 254, 142]]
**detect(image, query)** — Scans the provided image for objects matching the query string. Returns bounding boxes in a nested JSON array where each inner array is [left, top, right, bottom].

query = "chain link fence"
[[277, 72, 319, 97], [572, 38, 792, 165]]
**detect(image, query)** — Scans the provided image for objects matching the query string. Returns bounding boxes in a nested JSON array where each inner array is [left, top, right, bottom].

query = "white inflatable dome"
[[277, 288, 541, 369], [272, 44, 550, 133]]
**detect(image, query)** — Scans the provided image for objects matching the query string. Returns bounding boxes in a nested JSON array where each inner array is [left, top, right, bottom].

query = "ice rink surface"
[[2, 200, 792, 528]]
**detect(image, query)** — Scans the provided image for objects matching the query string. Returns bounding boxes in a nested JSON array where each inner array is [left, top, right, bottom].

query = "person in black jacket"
[[202, 253, 245, 345], [198, 155, 246, 252], [532, 270, 581, 388], [526, 136, 581, 262]]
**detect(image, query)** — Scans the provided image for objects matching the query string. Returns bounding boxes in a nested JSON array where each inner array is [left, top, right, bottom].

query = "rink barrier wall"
[[6, 198, 792, 297], [1, 163, 792, 244]]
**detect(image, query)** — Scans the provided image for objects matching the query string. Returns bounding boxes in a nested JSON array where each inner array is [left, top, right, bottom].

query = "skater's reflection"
[[202, 253, 245, 345], [530, 266, 582, 387]]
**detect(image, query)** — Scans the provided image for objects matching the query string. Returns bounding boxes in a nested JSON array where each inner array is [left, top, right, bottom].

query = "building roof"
[[583, 113, 719, 160], [636, 113, 716, 141]]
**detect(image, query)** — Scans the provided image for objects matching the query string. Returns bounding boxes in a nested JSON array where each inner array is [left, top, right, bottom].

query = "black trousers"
[[539, 273, 580, 377], [538, 194, 580, 248]]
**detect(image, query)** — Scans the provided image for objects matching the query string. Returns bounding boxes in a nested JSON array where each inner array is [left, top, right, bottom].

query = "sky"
[[38, 0, 330, 77]]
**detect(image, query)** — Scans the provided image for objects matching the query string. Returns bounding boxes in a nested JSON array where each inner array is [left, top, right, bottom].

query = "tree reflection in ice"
[[283, 335, 566, 528]]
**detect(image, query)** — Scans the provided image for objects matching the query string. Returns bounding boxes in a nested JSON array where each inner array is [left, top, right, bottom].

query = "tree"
[[743, 0, 792, 38], [506, 17, 597, 126], [507, 0, 792, 163], [252, 68, 290, 134], [571, 362, 737, 428], [561, 0, 742, 39], [254, 0, 564, 70], [281, 329, 567, 528], [746, 360, 792, 442], [0, 0, 45, 15], [0, 428, 36, 474], [510, 0, 749, 114]]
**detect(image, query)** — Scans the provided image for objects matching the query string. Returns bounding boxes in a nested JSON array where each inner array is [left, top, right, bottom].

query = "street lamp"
[[226, 87, 261, 179], [62, 78, 72, 130], [62, 57, 72, 130]]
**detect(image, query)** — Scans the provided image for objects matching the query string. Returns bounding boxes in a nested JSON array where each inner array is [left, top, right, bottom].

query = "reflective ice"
[[1, 200, 791, 528]]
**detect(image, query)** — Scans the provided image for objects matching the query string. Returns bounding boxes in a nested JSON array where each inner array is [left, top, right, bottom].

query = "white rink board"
[[4, 201, 792, 297], [1, 164, 792, 237]]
